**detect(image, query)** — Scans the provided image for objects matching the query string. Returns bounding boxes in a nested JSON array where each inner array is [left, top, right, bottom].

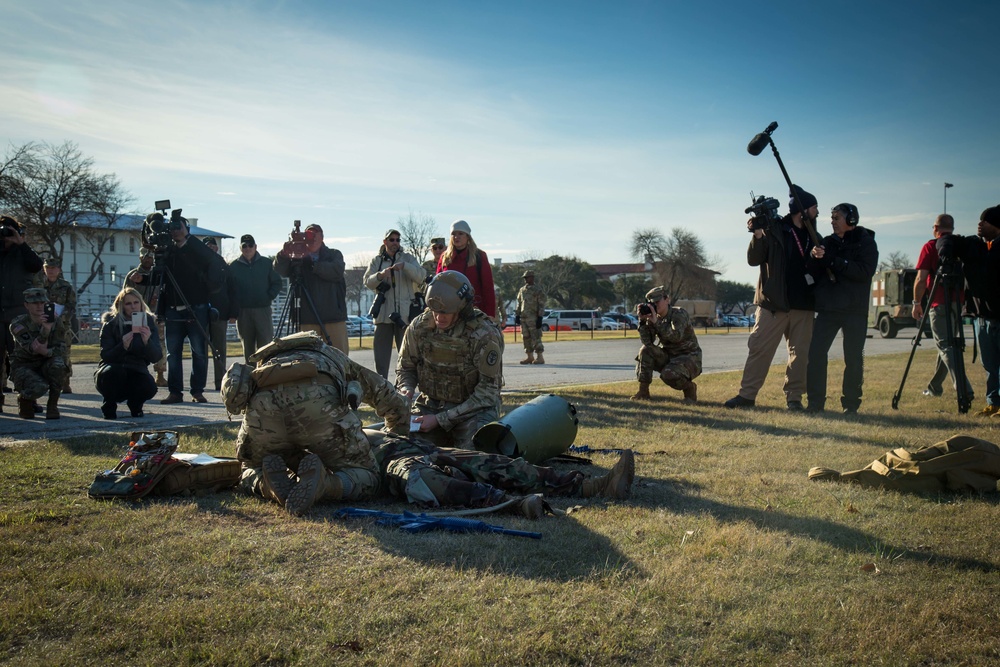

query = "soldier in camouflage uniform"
[[9, 288, 68, 419], [124, 248, 167, 386], [229, 332, 410, 516], [631, 286, 702, 402], [422, 237, 446, 277], [35, 257, 76, 393], [396, 271, 504, 449], [515, 269, 546, 364]]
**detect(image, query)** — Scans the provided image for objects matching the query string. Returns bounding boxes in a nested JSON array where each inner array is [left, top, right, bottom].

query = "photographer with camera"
[[275, 223, 350, 355], [95, 287, 161, 419], [363, 229, 426, 380], [724, 185, 818, 410], [154, 211, 223, 404], [1, 215, 43, 410], [8, 287, 67, 419], [124, 247, 167, 386], [911, 214, 974, 402], [35, 257, 77, 394], [805, 204, 878, 414], [629, 286, 702, 402]]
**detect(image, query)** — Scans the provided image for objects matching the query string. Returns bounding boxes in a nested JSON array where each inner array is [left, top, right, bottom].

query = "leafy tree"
[[716, 279, 756, 315], [397, 210, 438, 263], [533, 255, 616, 309], [877, 251, 911, 271]]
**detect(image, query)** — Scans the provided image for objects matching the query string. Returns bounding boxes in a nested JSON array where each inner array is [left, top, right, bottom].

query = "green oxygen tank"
[[473, 394, 579, 464]]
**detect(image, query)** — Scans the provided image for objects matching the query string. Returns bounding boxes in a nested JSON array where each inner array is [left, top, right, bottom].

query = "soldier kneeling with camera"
[[8, 288, 68, 419], [630, 286, 703, 403]]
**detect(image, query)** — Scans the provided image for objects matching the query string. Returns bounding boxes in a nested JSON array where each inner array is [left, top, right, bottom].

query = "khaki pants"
[[735, 307, 813, 402], [301, 321, 348, 356]]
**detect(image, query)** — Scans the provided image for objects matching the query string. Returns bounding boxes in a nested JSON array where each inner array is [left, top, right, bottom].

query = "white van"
[[542, 310, 602, 331]]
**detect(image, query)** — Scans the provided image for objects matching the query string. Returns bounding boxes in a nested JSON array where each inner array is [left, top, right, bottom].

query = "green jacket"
[[229, 253, 282, 309]]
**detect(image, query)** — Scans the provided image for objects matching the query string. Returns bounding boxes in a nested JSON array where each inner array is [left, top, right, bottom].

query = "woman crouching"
[[95, 287, 161, 419]]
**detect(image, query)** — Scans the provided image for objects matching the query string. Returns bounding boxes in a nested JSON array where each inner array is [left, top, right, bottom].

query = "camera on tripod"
[[369, 281, 391, 318], [745, 193, 781, 231], [142, 200, 187, 253], [282, 220, 310, 260]]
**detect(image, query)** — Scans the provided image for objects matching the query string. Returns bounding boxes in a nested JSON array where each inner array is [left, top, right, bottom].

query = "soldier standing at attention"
[[396, 271, 504, 449], [630, 286, 702, 403], [35, 257, 76, 393], [515, 269, 546, 365], [9, 288, 68, 419]]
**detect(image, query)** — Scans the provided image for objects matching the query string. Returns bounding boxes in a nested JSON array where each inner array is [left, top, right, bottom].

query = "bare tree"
[[878, 250, 911, 271], [76, 173, 138, 294], [397, 210, 438, 262], [629, 227, 667, 264], [630, 227, 720, 300], [344, 251, 370, 316]]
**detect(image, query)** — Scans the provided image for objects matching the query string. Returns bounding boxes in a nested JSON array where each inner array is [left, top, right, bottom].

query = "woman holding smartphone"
[[95, 287, 161, 419]]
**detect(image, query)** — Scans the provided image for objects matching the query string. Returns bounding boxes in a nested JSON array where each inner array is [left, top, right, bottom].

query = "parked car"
[[346, 316, 375, 336], [600, 317, 624, 330], [603, 312, 637, 329], [541, 310, 602, 331]]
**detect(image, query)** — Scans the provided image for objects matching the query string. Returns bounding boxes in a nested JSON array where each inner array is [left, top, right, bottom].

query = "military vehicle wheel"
[[878, 315, 898, 339]]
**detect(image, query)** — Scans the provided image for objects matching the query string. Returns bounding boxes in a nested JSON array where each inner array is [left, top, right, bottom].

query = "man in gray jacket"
[[229, 234, 282, 360]]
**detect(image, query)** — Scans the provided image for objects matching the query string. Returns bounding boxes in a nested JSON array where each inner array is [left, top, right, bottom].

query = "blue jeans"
[[975, 318, 1000, 407], [806, 311, 868, 411], [165, 304, 209, 395]]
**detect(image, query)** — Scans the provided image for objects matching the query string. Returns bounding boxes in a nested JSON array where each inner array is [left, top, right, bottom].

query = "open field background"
[[2, 350, 998, 666]]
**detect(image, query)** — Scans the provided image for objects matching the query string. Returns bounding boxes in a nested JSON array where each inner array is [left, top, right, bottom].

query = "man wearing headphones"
[[805, 204, 878, 414]]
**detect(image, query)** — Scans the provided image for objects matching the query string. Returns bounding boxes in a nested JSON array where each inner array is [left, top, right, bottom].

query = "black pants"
[[806, 311, 868, 411], [95, 364, 158, 411]]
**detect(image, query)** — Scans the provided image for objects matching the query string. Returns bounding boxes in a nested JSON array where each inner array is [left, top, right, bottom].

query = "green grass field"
[[2, 350, 998, 666]]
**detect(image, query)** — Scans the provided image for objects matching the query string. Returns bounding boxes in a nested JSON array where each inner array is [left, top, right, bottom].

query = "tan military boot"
[[18, 397, 35, 420], [532, 353, 545, 365], [580, 450, 635, 499], [155, 370, 167, 387], [519, 353, 535, 365], [630, 382, 652, 401], [285, 454, 342, 517], [682, 381, 698, 404], [260, 455, 294, 506], [46, 390, 61, 420]]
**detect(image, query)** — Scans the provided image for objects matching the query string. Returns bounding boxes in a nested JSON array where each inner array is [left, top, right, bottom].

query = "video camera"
[[282, 220, 310, 260], [142, 200, 187, 253], [745, 193, 781, 231]]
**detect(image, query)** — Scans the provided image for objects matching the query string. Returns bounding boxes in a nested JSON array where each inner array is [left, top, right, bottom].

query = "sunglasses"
[[432, 244, 445, 250], [241, 243, 254, 248], [386, 237, 401, 243]]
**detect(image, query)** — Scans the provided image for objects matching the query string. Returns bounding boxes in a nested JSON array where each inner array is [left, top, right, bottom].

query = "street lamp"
[[944, 182, 954, 213]]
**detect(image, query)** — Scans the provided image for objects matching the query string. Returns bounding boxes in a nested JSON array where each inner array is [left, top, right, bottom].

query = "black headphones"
[[833, 203, 859, 226]]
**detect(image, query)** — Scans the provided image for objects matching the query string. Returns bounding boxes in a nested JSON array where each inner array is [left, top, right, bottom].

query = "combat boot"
[[46, 390, 61, 420], [682, 381, 698, 404], [503, 493, 553, 519], [18, 397, 35, 420], [285, 453, 342, 517], [580, 450, 635, 499], [532, 352, 545, 365], [630, 382, 652, 401], [519, 353, 535, 365], [155, 370, 167, 387], [260, 455, 295, 506]]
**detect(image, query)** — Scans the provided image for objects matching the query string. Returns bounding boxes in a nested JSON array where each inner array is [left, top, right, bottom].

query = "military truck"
[[673, 299, 717, 327], [869, 268, 928, 338]]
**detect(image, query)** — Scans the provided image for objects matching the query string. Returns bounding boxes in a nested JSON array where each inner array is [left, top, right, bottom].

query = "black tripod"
[[149, 254, 220, 363], [274, 261, 331, 345], [892, 260, 971, 413]]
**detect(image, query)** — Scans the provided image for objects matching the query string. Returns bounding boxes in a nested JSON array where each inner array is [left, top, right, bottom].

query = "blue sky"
[[1, 0, 997, 286]]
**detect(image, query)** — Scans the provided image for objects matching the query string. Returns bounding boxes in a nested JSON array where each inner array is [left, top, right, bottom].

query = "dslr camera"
[[636, 302, 654, 317], [0, 216, 20, 239], [368, 281, 391, 318], [745, 193, 781, 231]]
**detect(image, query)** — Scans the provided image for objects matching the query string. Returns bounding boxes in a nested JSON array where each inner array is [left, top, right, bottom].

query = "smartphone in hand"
[[43, 303, 56, 323], [131, 312, 144, 329]]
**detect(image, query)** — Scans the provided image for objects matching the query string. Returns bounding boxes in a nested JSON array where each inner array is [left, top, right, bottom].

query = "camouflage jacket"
[[638, 306, 702, 359], [9, 314, 68, 364], [34, 275, 76, 327], [516, 284, 546, 319], [396, 308, 503, 431]]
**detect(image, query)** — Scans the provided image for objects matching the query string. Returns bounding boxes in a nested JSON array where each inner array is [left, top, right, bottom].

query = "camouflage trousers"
[[635, 345, 702, 388], [154, 320, 166, 373], [375, 435, 583, 508], [521, 322, 544, 354], [235, 382, 380, 499], [412, 401, 498, 450], [11, 356, 68, 400]]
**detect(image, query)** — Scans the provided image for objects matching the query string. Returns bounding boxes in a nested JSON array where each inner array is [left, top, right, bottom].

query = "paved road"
[[0, 329, 943, 444]]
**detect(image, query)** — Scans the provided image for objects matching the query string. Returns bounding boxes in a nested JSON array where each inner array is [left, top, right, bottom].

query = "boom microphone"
[[747, 121, 778, 156]]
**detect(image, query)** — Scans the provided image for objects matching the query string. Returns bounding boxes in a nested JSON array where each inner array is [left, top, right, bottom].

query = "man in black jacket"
[[204, 236, 239, 391], [805, 204, 878, 414], [0, 216, 43, 411]]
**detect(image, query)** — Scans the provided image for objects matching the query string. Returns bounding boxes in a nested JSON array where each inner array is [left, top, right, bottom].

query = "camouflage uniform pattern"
[[236, 336, 409, 501], [35, 274, 76, 381], [125, 263, 166, 374], [396, 308, 504, 449], [373, 434, 584, 508], [635, 306, 703, 388], [516, 283, 546, 354], [8, 314, 68, 399]]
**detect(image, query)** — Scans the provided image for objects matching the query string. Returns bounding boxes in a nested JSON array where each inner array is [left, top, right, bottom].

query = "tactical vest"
[[415, 314, 490, 405], [248, 332, 353, 408]]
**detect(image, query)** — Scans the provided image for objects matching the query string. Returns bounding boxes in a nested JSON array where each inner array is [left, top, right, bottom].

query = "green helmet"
[[426, 270, 474, 313]]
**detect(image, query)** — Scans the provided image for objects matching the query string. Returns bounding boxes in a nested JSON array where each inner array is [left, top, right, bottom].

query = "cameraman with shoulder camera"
[[724, 185, 818, 410], [805, 204, 878, 414], [275, 223, 350, 356], [363, 228, 426, 380], [0, 215, 43, 411], [630, 286, 702, 402], [156, 211, 222, 404], [8, 287, 67, 419], [911, 214, 974, 402]]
